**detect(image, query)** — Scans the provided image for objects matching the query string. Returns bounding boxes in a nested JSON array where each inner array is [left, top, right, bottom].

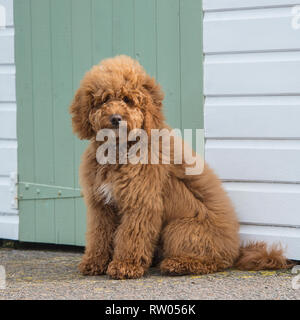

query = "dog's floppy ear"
[[142, 75, 164, 108], [143, 109, 156, 137], [142, 75, 165, 136], [69, 87, 94, 140]]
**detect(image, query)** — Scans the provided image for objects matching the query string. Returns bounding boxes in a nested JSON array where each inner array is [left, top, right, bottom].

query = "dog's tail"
[[234, 241, 294, 271]]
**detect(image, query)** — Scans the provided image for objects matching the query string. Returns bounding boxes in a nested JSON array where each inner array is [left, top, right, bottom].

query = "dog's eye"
[[102, 95, 111, 105], [123, 96, 132, 105]]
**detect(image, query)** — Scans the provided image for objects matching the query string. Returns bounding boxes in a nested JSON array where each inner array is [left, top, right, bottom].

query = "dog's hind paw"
[[160, 256, 220, 276], [107, 260, 145, 279]]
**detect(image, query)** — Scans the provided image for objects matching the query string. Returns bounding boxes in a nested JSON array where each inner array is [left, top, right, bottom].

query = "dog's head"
[[70, 55, 165, 140]]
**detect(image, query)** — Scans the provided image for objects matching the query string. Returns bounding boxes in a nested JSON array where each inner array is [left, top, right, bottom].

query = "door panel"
[[15, 0, 203, 245]]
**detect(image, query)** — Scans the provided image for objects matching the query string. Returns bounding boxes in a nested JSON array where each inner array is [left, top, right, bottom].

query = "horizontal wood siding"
[[204, 1, 300, 259], [0, 72, 15, 101], [0, 141, 17, 176], [240, 225, 300, 260], [225, 182, 300, 227], [0, 108, 16, 139], [203, 0, 300, 11], [206, 140, 300, 183], [0, 0, 18, 239], [0, 215, 18, 240], [0, 178, 16, 215], [0, 30, 14, 63], [205, 7, 300, 53], [0, 0, 14, 26], [205, 52, 300, 96], [205, 96, 300, 139]]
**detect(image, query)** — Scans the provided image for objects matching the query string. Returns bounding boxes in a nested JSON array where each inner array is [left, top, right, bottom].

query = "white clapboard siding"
[[205, 96, 300, 139], [0, 72, 15, 101], [0, 141, 17, 176], [205, 52, 300, 96], [0, 0, 18, 240], [203, 0, 300, 11], [240, 225, 300, 260], [206, 140, 300, 183], [205, 7, 300, 53], [203, 2, 300, 260], [0, 177, 17, 215], [225, 182, 300, 226], [0, 108, 16, 139], [0, 30, 14, 63], [0, 215, 18, 240], [0, 0, 14, 27]]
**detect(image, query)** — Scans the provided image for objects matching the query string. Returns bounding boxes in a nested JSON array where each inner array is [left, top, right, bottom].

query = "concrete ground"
[[0, 245, 299, 300]]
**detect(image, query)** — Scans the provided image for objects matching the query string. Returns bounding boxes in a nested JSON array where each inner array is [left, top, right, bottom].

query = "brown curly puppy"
[[70, 55, 291, 279]]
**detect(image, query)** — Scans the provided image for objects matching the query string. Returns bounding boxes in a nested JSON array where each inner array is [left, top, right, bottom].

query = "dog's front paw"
[[79, 255, 109, 276], [107, 260, 145, 279]]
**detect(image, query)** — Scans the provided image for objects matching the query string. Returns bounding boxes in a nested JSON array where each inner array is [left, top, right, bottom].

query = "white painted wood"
[[0, 215, 18, 240], [0, 0, 14, 27], [205, 96, 300, 139], [0, 141, 17, 176], [225, 182, 300, 226], [205, 52, 300, 96], [204, 7, 300, 53], [0, 109, 16, 139], [203, 0, 300, 11], [240, 224, 300, 260], [0, 73, 15, 101], [203, 1, 300, 260], [0, 31, 14, 63], [0, 177, 17, 215], [0, 0, 18, 240], [206, 140, 300, 183], [0, 102, 16, 109]]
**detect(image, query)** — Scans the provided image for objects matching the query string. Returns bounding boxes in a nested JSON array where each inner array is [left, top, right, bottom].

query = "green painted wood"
[[180, 0, 204, 131], [180, 0, 204, 150], [18, 183, 81, 200], [31, 0, 56, 243], [112, 0, 135, 57], [51, 0, 78, 245], [15, 0, 36, 242], [75, 198, 86, 246], [91, 0, 113, 64], [35, 200, 55, 243], [71, 0, 93, 245], [15, 0, 203, 246], [157, 0, 181, 129], [51, 0, 75, 189], [134, 0, 157, 77]]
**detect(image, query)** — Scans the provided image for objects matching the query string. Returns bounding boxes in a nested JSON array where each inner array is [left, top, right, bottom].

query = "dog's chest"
[[98, 183, 114, 205]]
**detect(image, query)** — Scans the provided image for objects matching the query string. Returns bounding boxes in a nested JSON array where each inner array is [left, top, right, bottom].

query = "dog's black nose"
[[110, 114, 122, 127]]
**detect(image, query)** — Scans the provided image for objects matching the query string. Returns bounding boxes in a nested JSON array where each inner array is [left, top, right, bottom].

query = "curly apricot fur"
[[70, 55, 291, 279]]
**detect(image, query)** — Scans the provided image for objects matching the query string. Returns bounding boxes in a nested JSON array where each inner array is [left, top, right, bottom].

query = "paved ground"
[[0, 246, 299, 300]]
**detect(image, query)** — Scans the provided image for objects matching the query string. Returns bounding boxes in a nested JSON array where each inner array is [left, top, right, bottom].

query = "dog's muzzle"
[[110, 114, 122, 128]]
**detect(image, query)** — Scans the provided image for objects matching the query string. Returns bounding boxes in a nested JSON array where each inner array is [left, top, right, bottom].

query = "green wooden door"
[[15, 0, 203, 246]]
